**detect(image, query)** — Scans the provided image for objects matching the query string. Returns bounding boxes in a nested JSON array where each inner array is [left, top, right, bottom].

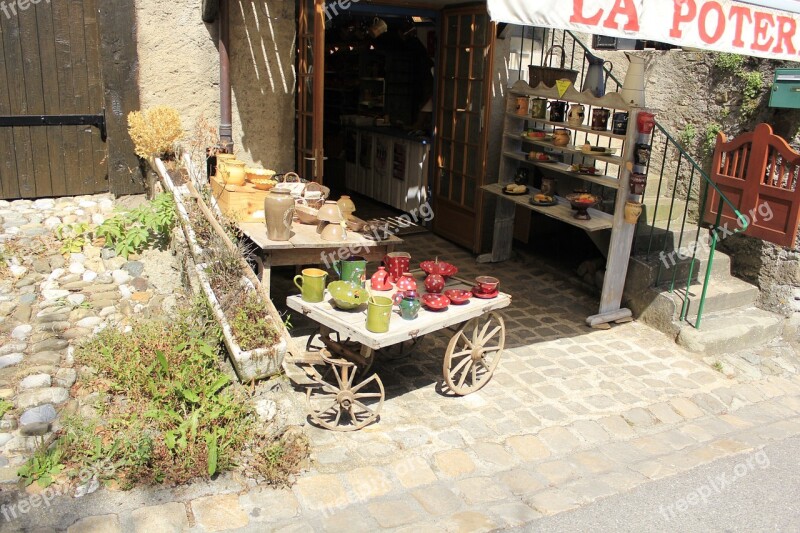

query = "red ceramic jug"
[[383, 252, 410, 283]]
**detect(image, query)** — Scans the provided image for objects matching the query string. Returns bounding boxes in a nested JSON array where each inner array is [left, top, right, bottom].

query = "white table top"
[[286, 275, 512, 350], [239, 221, 403, 251]]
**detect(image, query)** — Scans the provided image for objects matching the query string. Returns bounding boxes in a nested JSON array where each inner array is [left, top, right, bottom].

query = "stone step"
[[626, 247, 732, 294], [640, 197, 687, 224], [676, 307, 785, 355], [661, 273, 759, 318]]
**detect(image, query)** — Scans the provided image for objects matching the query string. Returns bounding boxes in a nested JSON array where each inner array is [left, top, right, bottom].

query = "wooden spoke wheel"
[[443, 312, 505, 395], [306, 350, 385, 431]]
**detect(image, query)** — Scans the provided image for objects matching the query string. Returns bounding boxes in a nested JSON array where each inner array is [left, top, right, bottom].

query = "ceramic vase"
[[620, 53, 647, 107], [624, 201, 643, 224], [370, 266, 391, 291], [224, 160, 246, 186], [264, 189, 295, 241]]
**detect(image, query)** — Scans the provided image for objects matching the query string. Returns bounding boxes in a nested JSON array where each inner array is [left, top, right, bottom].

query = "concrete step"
[[676, 307, 785, 355], [661, 273, 759, 318], [640, 197, 687, 224]]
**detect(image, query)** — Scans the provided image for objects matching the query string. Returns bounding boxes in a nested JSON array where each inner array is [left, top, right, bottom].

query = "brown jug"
[[264, 189, 295, 241]]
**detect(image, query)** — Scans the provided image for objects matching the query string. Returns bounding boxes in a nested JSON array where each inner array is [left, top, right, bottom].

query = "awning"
[[487, 0, 800, 62]]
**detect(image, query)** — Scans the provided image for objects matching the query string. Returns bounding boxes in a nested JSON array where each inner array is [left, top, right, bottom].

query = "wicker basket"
[[528, 45, 579, 88]]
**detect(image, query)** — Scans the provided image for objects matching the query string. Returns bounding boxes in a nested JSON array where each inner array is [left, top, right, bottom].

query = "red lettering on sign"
[[729, 6, 753, 48], [774, 16, 797, 54], [670, 0, 696, 38], [698, 1, 725, 43], [571, 0, 603, 25], [752, 12, 775, 51], [602, 0, 640, 31]]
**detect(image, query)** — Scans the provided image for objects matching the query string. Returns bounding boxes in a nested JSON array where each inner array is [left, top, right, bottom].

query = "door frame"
[[296, 0, 325, 183]]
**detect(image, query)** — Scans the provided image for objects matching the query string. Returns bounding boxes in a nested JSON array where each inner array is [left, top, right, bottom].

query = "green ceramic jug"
[[293, 268, 327, 303], [366, 296, 393, 333], [334, 256, 367, 287]]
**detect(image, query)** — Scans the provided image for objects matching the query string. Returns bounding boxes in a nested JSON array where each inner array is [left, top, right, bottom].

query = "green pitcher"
[[293, 268, 327, 303], [366, 296, 393, 333], [334, 256, 367, 287]]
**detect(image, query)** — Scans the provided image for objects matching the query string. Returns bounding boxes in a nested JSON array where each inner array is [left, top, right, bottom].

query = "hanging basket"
[[528, 45, 579, 89]]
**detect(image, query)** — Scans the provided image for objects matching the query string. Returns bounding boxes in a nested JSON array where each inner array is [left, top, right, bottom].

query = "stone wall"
[[134, 0, 296, 172]]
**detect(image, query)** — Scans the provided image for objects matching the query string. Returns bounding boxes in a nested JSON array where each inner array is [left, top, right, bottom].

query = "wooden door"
[[432, 6, 495, 252], [297, 0, 325, 183], [0, 0, 107, 199]]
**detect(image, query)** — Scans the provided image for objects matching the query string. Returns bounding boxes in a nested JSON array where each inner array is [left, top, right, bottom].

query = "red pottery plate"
[[421, 293, 451, 311], [420, 260, 459, 277], [444, 289, 472, 305]]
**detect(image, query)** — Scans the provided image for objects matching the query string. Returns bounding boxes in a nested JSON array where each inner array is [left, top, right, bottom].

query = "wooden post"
[[97, 0, 144, 196]]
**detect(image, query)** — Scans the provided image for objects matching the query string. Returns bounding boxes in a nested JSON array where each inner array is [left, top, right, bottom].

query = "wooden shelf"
[[482, 183, 613, 232], [504, 113, 626, 140], [501, 152, 620, 189], [506, 79, 633, 111], [515, 135, 623, 164]]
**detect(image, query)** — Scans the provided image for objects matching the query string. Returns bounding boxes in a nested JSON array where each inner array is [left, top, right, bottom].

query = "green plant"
[[703, 123, 723, 157], [55, 223, 91, 255], [714, 52, 745, 73], [18, 444, 65, 487], [679, 123, 697, 149], [95, 193, 176, 259], [127, 106, 184, 159], [230, 293, 280, 352], [712, 360, 724, 373], [0, 399, 12, 418], [740, 71, 765, 116]]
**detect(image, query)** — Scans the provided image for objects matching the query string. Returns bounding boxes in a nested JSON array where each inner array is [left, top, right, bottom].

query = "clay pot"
[[215, 153, 236, 178], [263, 188, 295, 241], [624, 201, 643, 224], [424, 274, 445, 294], [552, 129, 571, 147], [337, 195, 356, 219], [629, 173, 647, 195], [223, 160, 246, 186]]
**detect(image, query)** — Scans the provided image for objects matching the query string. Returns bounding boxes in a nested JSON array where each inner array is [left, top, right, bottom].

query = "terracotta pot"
[[515, 96, 529, 116], [337, 195, 356, 219], [552, 129, 570, 147], [624, 201, 643, 224], [264, 189, 295, 241], [224, 160, 246, 186]]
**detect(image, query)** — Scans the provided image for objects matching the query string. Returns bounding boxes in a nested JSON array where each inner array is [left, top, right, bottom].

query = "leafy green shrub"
[[95, 192, 176, 258], [714, 52, 744, 73], [55, 223, 91, 255], [17, 445, 65, 488], [679, 124, 697, 149], [703, 123, 723, 156]]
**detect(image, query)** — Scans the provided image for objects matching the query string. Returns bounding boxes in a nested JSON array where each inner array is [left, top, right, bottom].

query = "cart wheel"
[[306, 350, 385, 431], [443, 312, 505, 395]]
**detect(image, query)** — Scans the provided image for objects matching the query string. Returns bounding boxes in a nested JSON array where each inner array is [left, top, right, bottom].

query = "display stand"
[[481, 80, 646, 327]]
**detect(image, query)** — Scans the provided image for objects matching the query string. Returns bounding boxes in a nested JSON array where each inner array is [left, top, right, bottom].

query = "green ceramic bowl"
[[327, 281, 369, 310]]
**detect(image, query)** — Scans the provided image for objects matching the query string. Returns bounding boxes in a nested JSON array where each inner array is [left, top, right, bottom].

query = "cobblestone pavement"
[[0, 195, 182, 486], [2, 224, 800, 531]]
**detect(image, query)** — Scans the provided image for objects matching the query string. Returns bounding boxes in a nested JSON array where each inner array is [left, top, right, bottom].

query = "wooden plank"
[[239, 220, 403, 251], [268, 245, 393, 267], [34, 0, 65, 196], [97, 0, 142, 195], [0, 17, 20, 199], [209, 174, 276, 223], [2, 9, 35, 198], [49, 0, 80, 196], [82, 0, 107, 192], [67, 0, 93, 194]]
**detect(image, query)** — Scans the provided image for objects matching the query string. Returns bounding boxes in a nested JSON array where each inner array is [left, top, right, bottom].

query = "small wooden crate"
[[209, 175, 270, 223]]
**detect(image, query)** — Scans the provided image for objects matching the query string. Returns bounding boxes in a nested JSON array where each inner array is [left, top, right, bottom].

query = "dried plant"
[[128, 106, 184, 159]]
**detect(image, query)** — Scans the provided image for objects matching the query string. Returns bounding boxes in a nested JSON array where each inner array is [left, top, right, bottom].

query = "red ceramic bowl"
[[421, 293, 450, 311], [444, 289, 472, 305], [475, 276, 499, 293], [420, 260, 459, 278]]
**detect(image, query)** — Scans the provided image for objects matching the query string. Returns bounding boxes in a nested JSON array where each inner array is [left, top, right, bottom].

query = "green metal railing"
[[519, 28, 749, 328]]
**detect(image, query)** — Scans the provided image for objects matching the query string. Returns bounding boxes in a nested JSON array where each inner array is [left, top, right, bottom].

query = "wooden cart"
[[286, 273, 511, 431]]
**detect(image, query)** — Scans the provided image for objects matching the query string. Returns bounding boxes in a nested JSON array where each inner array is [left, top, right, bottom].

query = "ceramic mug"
[[293, 268, 327, 303], [366, 296, 393, 333], [612, 112, 629, 135], [370, 17, 388, 38], [548, 101, 568, 122], [591, 108, 610, 131], [529, 98, 547, 119], [334, 256, 367, 287]]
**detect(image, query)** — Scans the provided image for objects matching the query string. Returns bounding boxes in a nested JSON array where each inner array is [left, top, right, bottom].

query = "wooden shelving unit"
[[481, 80, 645, 327]]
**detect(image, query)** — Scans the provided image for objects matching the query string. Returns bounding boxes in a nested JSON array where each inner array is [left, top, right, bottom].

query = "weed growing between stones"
[[17, 300, 306, 490]]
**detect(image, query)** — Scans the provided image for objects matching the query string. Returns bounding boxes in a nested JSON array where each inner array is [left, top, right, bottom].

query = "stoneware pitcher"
[[581, 51, 613, 97], [264, 189, 295, 241]]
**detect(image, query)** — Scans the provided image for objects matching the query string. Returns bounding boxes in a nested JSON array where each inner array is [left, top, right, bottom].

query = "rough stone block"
[[433, 449, 475, 478], [67, 514, 121, 533], [131, 502, 187, 533], [504, 435, 551, 462], [191, 494, 249, 533], [366, 499, 421, 528]]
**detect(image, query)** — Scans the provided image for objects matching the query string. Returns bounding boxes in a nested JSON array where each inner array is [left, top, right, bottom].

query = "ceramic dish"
[[421, 293, 450, 311], [580, 145, 618, 156], [327, 281, 370, 310], [444, 289, 472, 305], [295, 205, 319, 225], [502, 185, 529, 196], [529, 196, 558, 207], [420, 260, 458, 278]]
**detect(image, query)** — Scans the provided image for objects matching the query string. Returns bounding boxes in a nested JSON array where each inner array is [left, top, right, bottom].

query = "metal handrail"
[[526, 29, 750, 328]]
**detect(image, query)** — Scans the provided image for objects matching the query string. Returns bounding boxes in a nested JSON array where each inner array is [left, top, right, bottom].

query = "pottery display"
[[444, 289, 472, 305], [293, 268, 327, 303], [337, 195, 356, 219], [334, 256, 367, 287], [620, 52, 647, 107], [383, 252, 411, 283], [529, 98, 547, 119], [264, 188, 295, 241], [424, 273, 445, 294], [421, 293, 450, 311], [635, 143, 652, 166], [394, 273, 417, 292], [420, 259, 458, 278], [565, 193, 600, 220], [317, 201, 344, 223], [370, 266, 392, 291], [366, 296, 393, 333], [223, 160, 246, 186], [215, 153, 236, 178], [624, 201, 644, 224], [552, 129, 571, 147], [394, 291, 421, 320], [295, 205, 319, 225], [548, 101, 568, 122], [327, 281, 369, 310], [540, 177, 557, 197], [475, 276, 500, 293], [567, 104, 585, 127], [591, 108, 610, 131]]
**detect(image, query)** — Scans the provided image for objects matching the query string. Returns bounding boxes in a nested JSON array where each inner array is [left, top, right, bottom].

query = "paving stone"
[[239, 488, 300, 522], [322, 508, 377, 533], [391, 456, 437, 488], [440, 510, 499, 533], [344, 466, 392, 501], [489, 501, 541, 527], [471, 441, 518, 469], [0, 353, 23, 369], [629, 460, 678, 480], [630, 436, 674, 456], [454, 476, 508, 504], [0, 342, 26, 356], [691, 392, 728, 415], [566, 478, 618, 503], [688, 445, 729, 464], [367, 499, 422, 528], [656, 428, 699, 450], [569, 420, 611, 445], [599, 469, 649, 492], [648, 402, 684, 425], [28, 351, 62, 366], [16, 387, 68, 409], [433, 449, 475, 478], [597, 415, 637, 439], [54, 368, 77, 388], [497, 468, 547, 495], [678, 423, 716, 443], [294, 474, 350, 512], [131, 502, 187, 533], [571, 451, 618, 474], [19, 373, 51, 390], [411, 484, 463, 516], [669, 398, 705, 419], [622, 407, 657, 428], [67, 514, 121, 533], [505, 434, 551, 462], [525, 489, 581, 516], [31, 338, 68, 352], [191, 493, 249, 532], [538, 426, 582, 455], [534, 459, 584, 485]]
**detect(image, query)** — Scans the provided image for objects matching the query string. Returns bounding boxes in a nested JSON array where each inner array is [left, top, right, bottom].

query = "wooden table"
[[238, 222, 403, 290]]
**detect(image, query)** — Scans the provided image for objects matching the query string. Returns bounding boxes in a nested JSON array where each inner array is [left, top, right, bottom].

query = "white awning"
[[487, 0, 800, 62]]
